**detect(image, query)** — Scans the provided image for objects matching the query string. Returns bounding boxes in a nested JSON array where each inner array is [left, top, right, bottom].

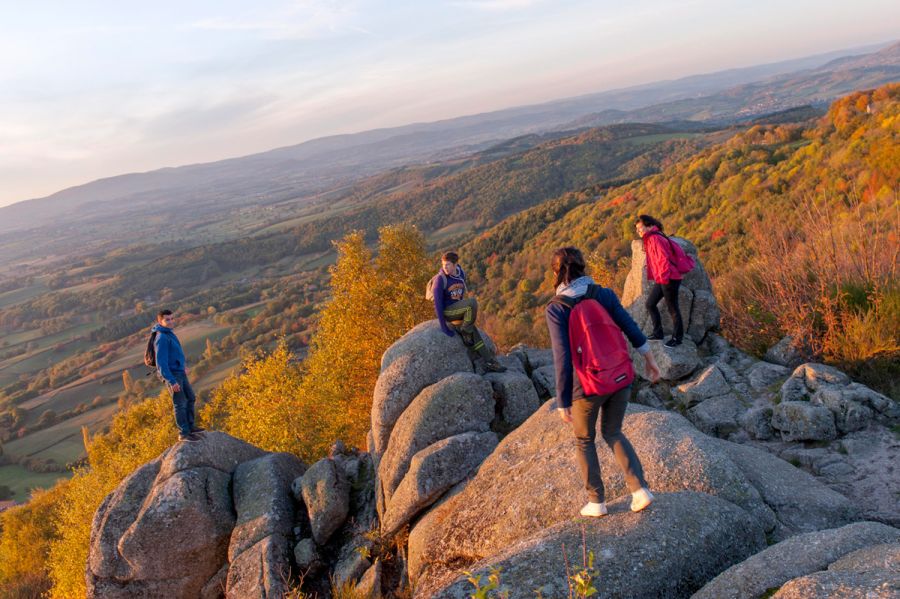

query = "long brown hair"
[[551, 247, 586, 288]]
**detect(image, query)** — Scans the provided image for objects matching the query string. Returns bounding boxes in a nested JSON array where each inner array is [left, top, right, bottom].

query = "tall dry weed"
[[719, 190, 899, 397]]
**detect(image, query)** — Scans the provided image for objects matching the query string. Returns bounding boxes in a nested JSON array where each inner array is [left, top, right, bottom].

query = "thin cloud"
[[449, 0, 544, 11], [186, 0, 370, 40]]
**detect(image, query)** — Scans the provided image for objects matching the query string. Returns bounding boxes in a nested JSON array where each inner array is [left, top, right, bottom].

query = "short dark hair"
[[441, 251, 459, 263], [551, 247, 586, 288], [636, 214, 664, 232], [157, 309, 173, 321]]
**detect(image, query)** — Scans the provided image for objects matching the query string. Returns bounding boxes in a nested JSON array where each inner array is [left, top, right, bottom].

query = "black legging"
[[646, 279, 683, 341]]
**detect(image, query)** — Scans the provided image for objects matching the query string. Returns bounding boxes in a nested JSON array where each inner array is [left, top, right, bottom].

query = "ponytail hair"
[[636, 214, 664, 232], [551, 247, 586, 288]]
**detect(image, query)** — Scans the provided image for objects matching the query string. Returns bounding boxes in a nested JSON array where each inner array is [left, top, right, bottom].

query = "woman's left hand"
[[558, 407, 572, 423]]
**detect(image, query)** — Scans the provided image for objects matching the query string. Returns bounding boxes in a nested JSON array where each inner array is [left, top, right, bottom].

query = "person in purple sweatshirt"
[[432, 251, 506, 372]]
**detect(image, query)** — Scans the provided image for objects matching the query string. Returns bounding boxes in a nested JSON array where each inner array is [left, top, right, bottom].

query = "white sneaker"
[[631, 488, 654, 512], [580, 502, 608, 517]]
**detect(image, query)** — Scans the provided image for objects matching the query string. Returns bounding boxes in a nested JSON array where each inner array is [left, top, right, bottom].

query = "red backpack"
[[552, 286, 635, 396]]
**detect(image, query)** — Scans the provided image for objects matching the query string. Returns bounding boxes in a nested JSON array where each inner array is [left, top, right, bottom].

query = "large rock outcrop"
[[427, 492, 765, 598], [693, 521, 900, 599], [407, 402, 856, 592], [378, 372, 494, 506], [381, 431, 498, 537], [622, 237, 720, 344], [89, 233, 900, 598], [87, 433, 270, 598], [371, 321, 486, 455], [227, 453, 307, 598]]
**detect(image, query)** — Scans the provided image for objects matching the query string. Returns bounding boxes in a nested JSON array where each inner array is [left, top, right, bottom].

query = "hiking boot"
[[190, 427, 206, 434], [484, 359, 507, 373], [580, 502, 608, 517], [179, 432, 202, 443], [647, 332, 665, 341], [631, 488, 654, 512], [664, 338, 683, 348]]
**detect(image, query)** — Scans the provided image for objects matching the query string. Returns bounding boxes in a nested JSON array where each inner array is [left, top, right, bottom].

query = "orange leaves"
[[606, 190, 636, 207]]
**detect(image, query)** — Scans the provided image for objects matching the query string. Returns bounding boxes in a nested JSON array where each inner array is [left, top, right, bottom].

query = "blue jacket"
[[545, 282, 648, 409], [152, 324, 186, 386]]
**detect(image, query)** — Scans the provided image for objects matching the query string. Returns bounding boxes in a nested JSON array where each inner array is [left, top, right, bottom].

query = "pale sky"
[[1, 0, 898, 207]]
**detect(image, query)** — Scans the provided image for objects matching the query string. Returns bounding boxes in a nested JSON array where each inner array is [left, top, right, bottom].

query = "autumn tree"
[[121, 370, 134, 394], [202, 224, 433, 459], [0, 484, 67, 598], [200, 343, 313, 457], [46, 392, 177, 598], [301, 224, 433, 448]]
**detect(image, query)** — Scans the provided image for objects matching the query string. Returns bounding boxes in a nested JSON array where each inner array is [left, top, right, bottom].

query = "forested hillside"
[[464, 83, 899, 396]]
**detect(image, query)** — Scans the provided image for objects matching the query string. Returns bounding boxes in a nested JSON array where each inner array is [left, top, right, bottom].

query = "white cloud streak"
[[186, 0, 370, 40]]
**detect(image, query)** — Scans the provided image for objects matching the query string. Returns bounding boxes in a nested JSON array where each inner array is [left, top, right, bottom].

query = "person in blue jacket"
[[432, 251, 505, 372], [153, 309, 204, 442], [545, 247, 660, 517]]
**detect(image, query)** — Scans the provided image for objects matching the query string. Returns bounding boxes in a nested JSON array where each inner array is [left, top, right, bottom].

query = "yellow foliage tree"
[[47, 391, 177, 598], [302, 224, 433, 448], [200, 342, 317, 458], [202, 224, 433, 459], [0, 483, 68, 598]]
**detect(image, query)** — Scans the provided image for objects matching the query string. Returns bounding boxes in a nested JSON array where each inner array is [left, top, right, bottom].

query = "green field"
[[19, 375, 126, 423], [0, 321, 99, 367], [427, 219, 478, 246], [2, 327, 44, 346], [0, 282, 48, 309], [626, 132, 703, 145], [0, 465, 71, 502], [4, 402, 119, 466]]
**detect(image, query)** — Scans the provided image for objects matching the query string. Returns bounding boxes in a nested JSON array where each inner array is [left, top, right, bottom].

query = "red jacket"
[[642, 227, 682, 285]]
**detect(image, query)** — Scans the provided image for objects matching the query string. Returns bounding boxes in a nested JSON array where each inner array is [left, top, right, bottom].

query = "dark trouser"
[[646, 279, 683, 341], [443, 297, 495, 361], [571, 385, 647, 503], [168, 372, 196, 436]]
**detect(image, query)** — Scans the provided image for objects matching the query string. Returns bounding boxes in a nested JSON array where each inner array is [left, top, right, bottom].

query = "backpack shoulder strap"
[[549, 294, 578, 309]]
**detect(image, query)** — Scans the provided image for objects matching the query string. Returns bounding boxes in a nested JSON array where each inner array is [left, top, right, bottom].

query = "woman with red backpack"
[[545, 247, 660, 518], [636, 214, 692, 348]]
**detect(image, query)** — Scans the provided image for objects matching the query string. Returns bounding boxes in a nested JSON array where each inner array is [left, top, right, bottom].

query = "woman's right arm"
[[644, 235, 671, 284]]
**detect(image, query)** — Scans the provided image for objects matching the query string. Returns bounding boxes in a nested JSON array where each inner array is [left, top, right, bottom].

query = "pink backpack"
[[652, 232, 695, 275], [553, 289, 635, 396]]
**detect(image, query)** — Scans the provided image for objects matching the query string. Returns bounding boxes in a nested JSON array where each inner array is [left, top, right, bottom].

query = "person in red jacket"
[[636, 214, 683, 348]]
